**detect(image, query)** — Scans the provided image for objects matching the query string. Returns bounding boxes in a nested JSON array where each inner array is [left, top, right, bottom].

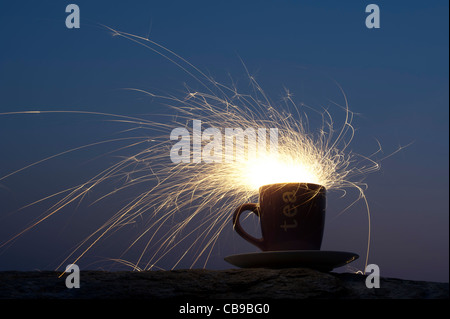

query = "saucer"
[[224, 250, 358, 271]]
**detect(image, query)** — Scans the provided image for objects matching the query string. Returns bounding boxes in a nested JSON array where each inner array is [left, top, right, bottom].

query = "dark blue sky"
[[0, 1, 448, 282]]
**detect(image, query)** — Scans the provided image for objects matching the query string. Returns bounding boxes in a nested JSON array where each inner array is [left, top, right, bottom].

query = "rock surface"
[[0, 268, 448, 299]]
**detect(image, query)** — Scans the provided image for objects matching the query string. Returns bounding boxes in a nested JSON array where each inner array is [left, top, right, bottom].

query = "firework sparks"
[[0, 26, 384, 272]]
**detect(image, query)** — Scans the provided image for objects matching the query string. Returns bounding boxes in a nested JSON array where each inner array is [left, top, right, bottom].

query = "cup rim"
[[258, 182, 326, 193]]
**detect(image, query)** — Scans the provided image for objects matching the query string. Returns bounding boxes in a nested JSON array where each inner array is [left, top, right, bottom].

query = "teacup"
[[233, 183, 326, 251]]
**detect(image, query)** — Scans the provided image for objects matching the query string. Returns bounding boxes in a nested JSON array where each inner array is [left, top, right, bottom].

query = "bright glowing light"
[[241, 155, 321, 191]]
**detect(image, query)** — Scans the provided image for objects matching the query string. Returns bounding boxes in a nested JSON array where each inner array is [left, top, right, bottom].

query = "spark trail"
[[0, 26, 386, 272]]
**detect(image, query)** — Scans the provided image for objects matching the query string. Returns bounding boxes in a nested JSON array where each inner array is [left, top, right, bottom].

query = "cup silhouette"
[[233, 183, 326, 251]]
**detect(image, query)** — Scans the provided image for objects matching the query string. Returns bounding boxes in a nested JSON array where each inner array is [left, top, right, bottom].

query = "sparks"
[[0, 26, 383, 273]]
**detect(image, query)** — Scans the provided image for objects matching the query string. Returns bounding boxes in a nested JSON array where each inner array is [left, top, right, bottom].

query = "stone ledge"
[[0, 268, 448, 299]]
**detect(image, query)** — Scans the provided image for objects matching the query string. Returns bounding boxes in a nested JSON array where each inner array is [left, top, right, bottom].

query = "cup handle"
[[233, 203, 265, 251]]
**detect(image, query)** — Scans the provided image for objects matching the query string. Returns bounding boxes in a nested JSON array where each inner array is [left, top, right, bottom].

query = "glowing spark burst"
[[0, 26, 386, 272], [242, 155, 322, 191]]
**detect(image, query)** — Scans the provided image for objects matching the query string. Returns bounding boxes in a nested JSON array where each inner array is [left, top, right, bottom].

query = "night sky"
[[0, 0, 448, 282]]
